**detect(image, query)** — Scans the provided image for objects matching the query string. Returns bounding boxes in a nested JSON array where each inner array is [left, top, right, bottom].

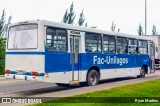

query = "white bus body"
[[5, 20, 155, 86]]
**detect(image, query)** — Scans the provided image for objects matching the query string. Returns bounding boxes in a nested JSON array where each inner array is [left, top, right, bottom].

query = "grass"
[[30, 78, 160, 106]]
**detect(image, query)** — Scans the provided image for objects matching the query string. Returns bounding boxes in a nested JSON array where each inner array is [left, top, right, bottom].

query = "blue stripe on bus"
[[6, 52, 45, 55], [5, 51, 151, 73], [23, 72, 44, 76], [6, 71, 17, 74], [45, 53, 151, 73], [6, 71, 45, 76]]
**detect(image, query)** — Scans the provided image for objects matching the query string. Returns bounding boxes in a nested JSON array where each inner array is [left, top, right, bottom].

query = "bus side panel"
[[44, 53, 75, 83], [45, 53, 71, 72], [79, 53, 150, 81], [44, 72, 70, 83], [80, 54, 150, 70]]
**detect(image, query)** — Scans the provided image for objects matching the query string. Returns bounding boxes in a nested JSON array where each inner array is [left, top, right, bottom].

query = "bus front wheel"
[[87, 69, 99, 86]]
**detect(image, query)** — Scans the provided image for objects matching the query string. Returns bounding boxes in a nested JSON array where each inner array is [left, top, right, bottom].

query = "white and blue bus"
[[5, 20, 155, 86]]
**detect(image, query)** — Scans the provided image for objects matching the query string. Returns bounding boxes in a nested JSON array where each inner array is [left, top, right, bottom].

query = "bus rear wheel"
[[87, 69, 99, 86]]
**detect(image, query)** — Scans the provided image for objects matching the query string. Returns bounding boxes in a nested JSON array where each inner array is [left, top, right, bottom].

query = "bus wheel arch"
[[137, 64, 148, 78], [86, 66, 100, 86], [142, 64, 148, 74]]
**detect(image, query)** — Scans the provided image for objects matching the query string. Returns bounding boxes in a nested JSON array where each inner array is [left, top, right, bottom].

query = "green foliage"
[[0, 59, 5, 74], [0, 9, 12, 74], [85, 23, 88, 27], [62, 2, 76, 24], [0, 9, 12, 37], [62, 9, 68, 23], [137, 23, 144, 36], [68, 2, 76, 24], [111, 21, 120, 32], [0, 38, 5, 58], [111, 21, 116, 31], [0, 38, 5, 74], [62, 2, 87, 26], [78, 10, 85, 26], [152, 24, 158, 35]]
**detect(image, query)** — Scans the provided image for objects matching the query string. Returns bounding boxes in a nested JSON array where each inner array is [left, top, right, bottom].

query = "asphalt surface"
[[0, 70, 160, 106]]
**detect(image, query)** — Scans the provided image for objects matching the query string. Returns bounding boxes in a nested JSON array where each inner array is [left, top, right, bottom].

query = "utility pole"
[[145, 0, 147, 36]]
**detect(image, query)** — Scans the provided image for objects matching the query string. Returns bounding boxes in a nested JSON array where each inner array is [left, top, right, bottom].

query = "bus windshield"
[[8, 24, 38, 49]]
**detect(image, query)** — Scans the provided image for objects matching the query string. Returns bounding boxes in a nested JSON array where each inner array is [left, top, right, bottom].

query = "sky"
[[0, 0, 160, 35]]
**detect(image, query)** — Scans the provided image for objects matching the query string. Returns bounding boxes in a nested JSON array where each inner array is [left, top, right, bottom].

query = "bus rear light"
[[31, 71, 38, 75], [32, 76, 36, 79], [5, 70, 11, 73], [46, 73, 49, 77], [64, 72, 66, 74]]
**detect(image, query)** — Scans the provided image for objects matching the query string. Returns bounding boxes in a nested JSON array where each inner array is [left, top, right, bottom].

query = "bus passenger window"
[[117, 37, 127, 54], [139, 40, 148, 54], [128, 39, 138, 54], [103, 35, 115, 53], [46, 28, 67, 52], [85, 33, 102, 53]]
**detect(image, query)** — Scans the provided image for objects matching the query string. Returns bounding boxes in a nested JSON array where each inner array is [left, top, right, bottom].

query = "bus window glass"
[[128, 39, 138, 54], [8, 24, 38, 49], [117, 37, 127, 54], [139, 40, 148, 54], [46, 28, 67, 52], [85, 33, 101, 53], [103, 35, 115, 53]]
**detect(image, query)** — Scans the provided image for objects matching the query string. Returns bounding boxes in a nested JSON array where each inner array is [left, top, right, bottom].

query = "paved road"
[[0, 70, 160, 106]]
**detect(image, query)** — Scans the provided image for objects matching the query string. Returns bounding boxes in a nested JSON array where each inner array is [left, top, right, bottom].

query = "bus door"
[[149, 42, 155, 73], [70, 36, 80, 81]]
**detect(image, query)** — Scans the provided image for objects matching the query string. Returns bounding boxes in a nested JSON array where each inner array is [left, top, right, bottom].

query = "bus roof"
[[9, 19, 152, 41]]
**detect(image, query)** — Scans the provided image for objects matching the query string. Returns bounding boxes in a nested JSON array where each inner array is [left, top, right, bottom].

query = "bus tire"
[[137, 66, 145, 78], [87, 69, 99, 86]]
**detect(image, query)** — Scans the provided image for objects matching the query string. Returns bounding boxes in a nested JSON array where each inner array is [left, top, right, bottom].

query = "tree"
[[152, 24, 158, 35], [62, 9, 68, 23], [78, 10, 85, 26], [111, 21, 120, 32], [67, 2, 76, 24], [85, 23, 88, 27], [111, 21, 116, 31], [137, 23, 144, 36], [0, 9, 12, 38], [0, 34, 6, 75], [0, 9, 12, 74], [62, 2, 87, 26], [117, 29, 120, 32], [62, 2, 76, 24], [0, 34, 5, 60]]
